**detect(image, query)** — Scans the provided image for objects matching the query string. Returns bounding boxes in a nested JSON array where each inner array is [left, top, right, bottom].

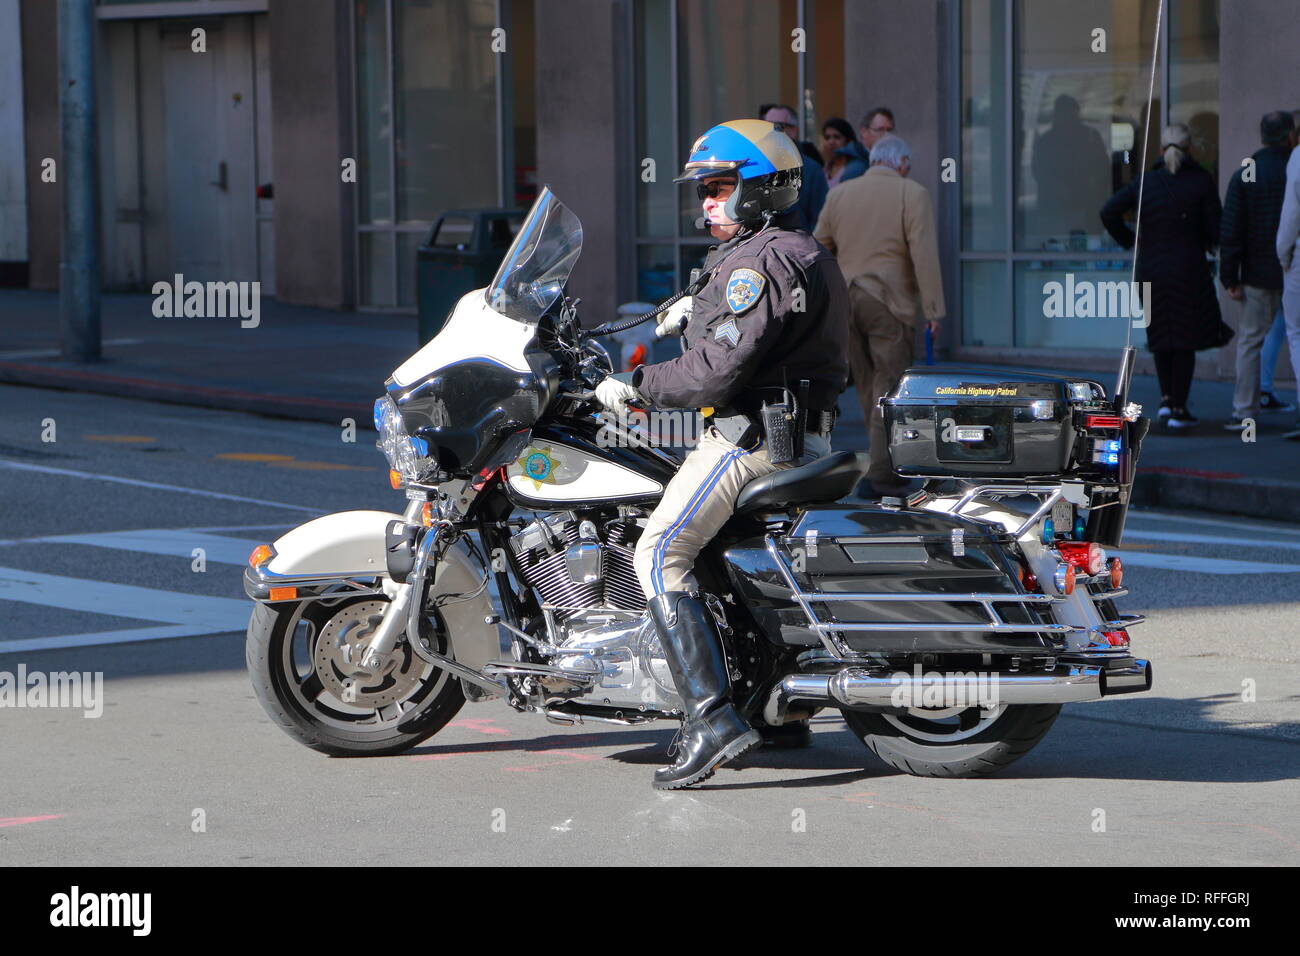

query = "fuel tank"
[[721, 504, 1062, 656], [503, 418, 676, 510]]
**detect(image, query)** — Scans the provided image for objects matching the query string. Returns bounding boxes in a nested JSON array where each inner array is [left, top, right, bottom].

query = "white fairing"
[[266, 509, 403, 577], [392, 288, 534, 386], [506, 440, 662, 502]]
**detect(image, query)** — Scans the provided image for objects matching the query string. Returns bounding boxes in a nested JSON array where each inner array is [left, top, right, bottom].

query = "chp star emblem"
[[725, 268, 766, 315]]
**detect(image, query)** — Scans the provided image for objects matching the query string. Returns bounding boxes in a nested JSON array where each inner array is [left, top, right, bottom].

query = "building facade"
[[6, 0, 1297, 381]]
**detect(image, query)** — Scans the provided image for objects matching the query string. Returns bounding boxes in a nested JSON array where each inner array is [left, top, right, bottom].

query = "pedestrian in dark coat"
[[1101, 123, 1229, 429]]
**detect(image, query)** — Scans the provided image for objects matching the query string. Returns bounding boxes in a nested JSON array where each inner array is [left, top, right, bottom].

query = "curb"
[[0, 361, 369, 426], [1130, 468, 1300, 524]]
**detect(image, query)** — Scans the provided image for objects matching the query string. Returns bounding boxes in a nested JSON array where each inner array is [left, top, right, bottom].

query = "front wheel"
[[246, 594, 465, 756], [842, 703, 1061, 777]]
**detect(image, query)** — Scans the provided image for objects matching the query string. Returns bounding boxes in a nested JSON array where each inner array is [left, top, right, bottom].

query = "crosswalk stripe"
[[1114, 552, 1300, 574], [0, 625, 232, 654], [0, 565, 248, 632], [0, 458, 320, 513], [20, 530, 264, 566]]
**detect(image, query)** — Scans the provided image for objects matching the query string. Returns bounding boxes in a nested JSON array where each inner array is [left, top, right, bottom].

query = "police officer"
[[595, 119, 850, 789]]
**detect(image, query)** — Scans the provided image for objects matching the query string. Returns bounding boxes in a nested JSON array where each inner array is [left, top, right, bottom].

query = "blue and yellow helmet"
[[674, 119, 803, 223]]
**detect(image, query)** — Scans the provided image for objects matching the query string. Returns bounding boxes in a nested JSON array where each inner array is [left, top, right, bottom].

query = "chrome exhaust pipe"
[[764, 661, 1152, 725], [1099, 659, 1152, 696]]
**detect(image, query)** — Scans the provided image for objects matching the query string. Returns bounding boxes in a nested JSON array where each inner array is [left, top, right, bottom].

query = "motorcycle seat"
[[734, 450, 871, 514]]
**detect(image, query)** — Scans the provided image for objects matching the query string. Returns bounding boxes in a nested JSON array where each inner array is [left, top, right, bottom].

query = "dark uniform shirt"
[[633, 212, 850, 415]]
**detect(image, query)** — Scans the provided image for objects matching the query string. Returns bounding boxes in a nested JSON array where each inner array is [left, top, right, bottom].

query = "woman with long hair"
[[821, 117, 869, 188], [1101, 123, 1230, 429]]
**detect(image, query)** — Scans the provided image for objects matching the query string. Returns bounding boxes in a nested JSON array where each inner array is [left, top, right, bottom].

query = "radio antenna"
[[1116, 0, 1165, 410]]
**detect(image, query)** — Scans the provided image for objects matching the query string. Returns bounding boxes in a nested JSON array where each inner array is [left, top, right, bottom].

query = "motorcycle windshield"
[[486, 186, 583, 323]]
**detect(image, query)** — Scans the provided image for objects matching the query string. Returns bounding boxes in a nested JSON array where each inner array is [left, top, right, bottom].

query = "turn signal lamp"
[[248, 544, 273, 568], [1108, 557, 1124, 589], [421, 502, 434, 527], [268, 587, 298, 602], [1053, 563, 1076, 596], [389, 469, 403, 490]]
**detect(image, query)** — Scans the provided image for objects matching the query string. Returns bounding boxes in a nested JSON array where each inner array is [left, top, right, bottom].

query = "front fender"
[[244, 509, 508, 698], [264, 509, 399, 579]]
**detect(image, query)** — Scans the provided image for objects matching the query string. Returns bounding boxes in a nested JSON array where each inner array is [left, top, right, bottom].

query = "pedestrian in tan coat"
[[814, 134, 946, 494]]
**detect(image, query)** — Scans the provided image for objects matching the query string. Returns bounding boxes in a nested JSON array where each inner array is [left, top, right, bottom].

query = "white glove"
[[595, 373, 642, 414], [654, 296, 694, 338]]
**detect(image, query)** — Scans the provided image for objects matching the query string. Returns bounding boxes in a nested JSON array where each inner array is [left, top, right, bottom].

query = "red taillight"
[[1108, 557, 1124, 589], [1101, 629, 1129, 647], [1086, 414, 1123, 430], [1058, 541, 1106, 576]]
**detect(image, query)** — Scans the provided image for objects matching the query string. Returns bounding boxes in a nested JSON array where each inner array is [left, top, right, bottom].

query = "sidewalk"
[[2, 289, 1298, 522]]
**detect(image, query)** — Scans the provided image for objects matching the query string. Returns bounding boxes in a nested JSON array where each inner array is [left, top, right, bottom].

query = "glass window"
[[1015, 0, 1157, 254], [961, 0, 1009, 251], [961, 261, 1010, 347], [355, 0, 392, 225], [1014, 260, 1146, 350], [637, 244, 677, 302], [635, 0, 812, 292], [956, 0, 1213, 353], [393, 0, 498, 224], [360, 231, 396, 308], [1169, 0, 1220, 183], [355, 0, 531, 309]]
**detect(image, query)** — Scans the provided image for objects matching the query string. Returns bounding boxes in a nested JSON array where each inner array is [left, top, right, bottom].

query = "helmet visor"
[[672, 159, 747, 184]]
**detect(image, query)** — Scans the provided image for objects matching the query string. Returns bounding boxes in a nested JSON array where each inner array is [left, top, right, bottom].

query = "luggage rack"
[[941, 482, 1066, 538], [763, 534, 1071, 659]]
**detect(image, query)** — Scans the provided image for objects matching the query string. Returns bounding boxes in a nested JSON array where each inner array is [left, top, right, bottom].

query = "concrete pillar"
[[268, 0, 354, 309], [20, 0, 60, 291], [0, 0, 28, 284]]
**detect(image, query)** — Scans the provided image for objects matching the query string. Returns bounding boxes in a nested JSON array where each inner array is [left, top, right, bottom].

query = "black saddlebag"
[[722, 505, 1064, 657]]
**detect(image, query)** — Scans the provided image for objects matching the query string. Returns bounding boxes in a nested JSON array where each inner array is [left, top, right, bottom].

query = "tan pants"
[[1232, 286, 1283, 417], [848, 283, 914, 486], [634, 426, 831, 598]]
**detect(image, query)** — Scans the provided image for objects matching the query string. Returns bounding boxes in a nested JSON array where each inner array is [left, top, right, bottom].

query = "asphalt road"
[[1, 383, 1297, 866]]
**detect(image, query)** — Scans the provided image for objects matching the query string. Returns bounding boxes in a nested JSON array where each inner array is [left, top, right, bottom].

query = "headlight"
[[373, 396, 437, 481]]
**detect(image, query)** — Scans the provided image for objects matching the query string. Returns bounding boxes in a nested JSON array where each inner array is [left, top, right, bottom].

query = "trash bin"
[[417, 208, 523, 343]]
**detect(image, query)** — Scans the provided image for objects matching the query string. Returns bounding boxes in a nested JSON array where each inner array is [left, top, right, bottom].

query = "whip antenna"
[[1116, 0, 1165, 408]]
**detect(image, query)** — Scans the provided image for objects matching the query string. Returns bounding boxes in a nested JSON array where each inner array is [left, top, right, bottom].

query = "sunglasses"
[[696, 180, 737, 200]]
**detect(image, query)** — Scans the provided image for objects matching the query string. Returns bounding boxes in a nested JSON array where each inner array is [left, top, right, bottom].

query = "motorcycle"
[[244, 187, 1153, 777]]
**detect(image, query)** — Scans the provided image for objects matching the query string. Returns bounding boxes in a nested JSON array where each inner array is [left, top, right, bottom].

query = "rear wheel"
[[842, 703, 1061, 777], [246, 594, 465, 756]]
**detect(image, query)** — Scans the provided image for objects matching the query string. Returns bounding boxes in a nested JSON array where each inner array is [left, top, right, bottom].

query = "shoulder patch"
[[725, 268, 766, 315]]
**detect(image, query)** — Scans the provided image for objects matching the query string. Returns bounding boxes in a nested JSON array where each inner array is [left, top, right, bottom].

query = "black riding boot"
[[648, 591, 762, 790]]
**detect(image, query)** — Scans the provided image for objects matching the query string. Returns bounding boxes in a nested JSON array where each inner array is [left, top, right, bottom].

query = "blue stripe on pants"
[[651, 447, 744, 594]]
